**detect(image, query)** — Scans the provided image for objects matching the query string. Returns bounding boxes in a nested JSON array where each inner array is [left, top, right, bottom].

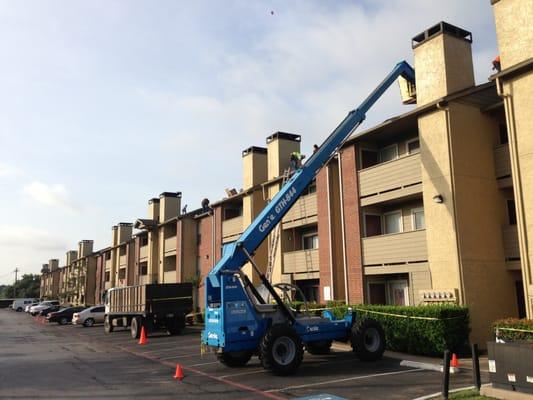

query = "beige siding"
[[359, 153, 421, 198], [282, 193, 318, 228], [119, 255, 127, 267], [494, 144, 511, 178], [502, 225, 520, 260], [283, 249, 319, 274], [362, 230, 427, 266], [409, 270, 432, 305], [164, 236, 176, 253], [222, 216, 243, 241], [139, 245, 148, 260], [163, 270, 176, 283]]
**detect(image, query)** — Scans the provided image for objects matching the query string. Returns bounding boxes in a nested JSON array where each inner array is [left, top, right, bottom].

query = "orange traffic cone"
[[173, 364, 184, 381], [451, 353, 459, 368], [138, 326, 148, 345]]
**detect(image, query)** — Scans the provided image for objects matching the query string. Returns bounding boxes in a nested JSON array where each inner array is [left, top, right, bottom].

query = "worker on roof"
[[492, 55, 501, 72], [290, 151, 305, 171]]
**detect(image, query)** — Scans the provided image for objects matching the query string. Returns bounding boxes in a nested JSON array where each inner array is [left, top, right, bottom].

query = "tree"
[[0, 274, 41, 298]]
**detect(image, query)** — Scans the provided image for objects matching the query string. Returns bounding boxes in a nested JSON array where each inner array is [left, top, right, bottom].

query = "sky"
[[0, 0, 500, 284]]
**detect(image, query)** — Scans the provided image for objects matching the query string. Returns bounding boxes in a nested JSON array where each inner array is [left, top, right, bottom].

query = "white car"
[[30, 300, 60, 316], [11, 299, 38, 312], [25, 302, 39, 312], [72, 305, 105, 327]]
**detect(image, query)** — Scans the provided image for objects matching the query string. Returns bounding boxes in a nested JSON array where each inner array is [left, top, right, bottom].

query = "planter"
[[487, 341, 533, 394]]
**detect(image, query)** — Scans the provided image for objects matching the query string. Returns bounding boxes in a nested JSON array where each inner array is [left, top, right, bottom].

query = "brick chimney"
[[117, 223, 133, 244], [49, 259, 59, 270], [65, 251, 78, 265], [159, 192, 181, 222], [148, 198, 160, 221], [41, 263, 49, 273], [242, 146, 267, 190], [78, 240, 94, 258], [412, 22, 474, 106], [266, 132, 301, 180]]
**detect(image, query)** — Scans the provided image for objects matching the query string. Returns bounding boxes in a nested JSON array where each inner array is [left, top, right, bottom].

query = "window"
[[379, 144, 398, 163], [105, 252, 111, 260], [499, 123, 509, 145], [105, 271, 110, 282], [140, 236, 148, 246], [139, 262, 148, 276], [302, 233, 319, 250], [303, 182, 317, 195], [364, 213, 382, 237], [389, 281, 409, 306], [507, 199, 517, 225], [407, 139, 420, 154], [92, 306, 104, 313], [118, 268, 126, 279], [411, 208, 425, 230], [360, 149, 378, 169], [383, 211, 402, 234]]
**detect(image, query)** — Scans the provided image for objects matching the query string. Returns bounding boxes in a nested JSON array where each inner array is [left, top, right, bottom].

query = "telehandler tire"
[[260, 324, 303, 375], [217, 351, 253, 367], [350, 318, 385, 361]]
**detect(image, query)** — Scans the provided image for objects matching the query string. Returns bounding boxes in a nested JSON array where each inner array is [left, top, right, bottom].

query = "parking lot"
[[0, 309, 487, 399]]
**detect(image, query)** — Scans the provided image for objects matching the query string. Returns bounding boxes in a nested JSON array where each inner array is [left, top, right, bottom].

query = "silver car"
[[72, 305, 105, 327]]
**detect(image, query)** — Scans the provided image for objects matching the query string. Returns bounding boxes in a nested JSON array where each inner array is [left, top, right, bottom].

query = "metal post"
[[472, 344, 481, 391], [442, 350, 451, 400]]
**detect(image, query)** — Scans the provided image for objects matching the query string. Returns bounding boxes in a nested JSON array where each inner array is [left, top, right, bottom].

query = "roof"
[[134, 219, 158, 230]]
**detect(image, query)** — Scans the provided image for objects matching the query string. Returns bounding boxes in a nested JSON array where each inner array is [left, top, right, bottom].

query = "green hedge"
[[303, 302, 469, 357], [493, 318, 533, 342]]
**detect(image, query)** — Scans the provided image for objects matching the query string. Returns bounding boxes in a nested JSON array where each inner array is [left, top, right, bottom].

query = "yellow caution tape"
[[495, 327, 533, 333]]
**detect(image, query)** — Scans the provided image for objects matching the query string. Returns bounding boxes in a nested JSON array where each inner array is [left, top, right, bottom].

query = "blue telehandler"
[[202, 61, 416, 375]]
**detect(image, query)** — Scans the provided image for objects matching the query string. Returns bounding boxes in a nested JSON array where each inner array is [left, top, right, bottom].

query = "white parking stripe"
[[190, 361, 219, 367], [158, 353, 203, 361], [267, 368, 424, 392], [219, 369, 267, 379]]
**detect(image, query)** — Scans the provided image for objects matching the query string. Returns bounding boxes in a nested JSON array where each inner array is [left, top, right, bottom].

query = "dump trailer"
[[104, 283, 193, 339], [202, 61, 416, 375]]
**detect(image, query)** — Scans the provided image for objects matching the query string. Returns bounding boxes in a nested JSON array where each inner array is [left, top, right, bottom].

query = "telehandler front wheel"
[[350, 318, 385, 361], [260, 324, 303, 376], [217, 350, 253, 367]]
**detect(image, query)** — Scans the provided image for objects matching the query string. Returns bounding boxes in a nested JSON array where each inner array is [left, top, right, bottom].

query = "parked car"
[[47, 306, 86, 325], [25, 302, 40, 313], [30, 301, 60, 316], [72, 305, 105, 327], [39, 305, 61, 317], [11, 299, 38, 312]]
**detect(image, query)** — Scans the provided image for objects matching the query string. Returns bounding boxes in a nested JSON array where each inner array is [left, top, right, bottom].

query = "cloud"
[[22, 181, 80, 213], [0, 163, 20, 178], [0, 226, 66, 251]]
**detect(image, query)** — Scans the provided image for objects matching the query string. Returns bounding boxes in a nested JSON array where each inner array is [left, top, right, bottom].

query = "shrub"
[[353, 304, 470, 356], [492, 318, 533, 342]]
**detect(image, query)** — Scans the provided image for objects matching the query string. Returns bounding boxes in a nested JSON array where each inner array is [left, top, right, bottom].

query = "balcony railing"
[[362, 229, 427, 266], [282, 193, 317, 227], [494, 144, 511, 179], [359, 153, 421, 198], [139, 245, 148, 260], [164, 236, 177, 253], [222, 216, 243, 241], [105, 259, 112, 270], [283, 249, 319, 274], [119, 254, 127, 267], [163, 270, 176, 283], [502, 225, 520, 260]]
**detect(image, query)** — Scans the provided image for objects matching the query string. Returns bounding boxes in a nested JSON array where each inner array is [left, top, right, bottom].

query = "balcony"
[[105, 259, 112, 270], [283, 249, 319, 274], [222, 216, 243, 243], [502, 225, 521, 269], [164, 236, 177, 254], [359, 153, 422, 206], [163, 270, 176, 283], [139, 245, 148, 260], [494, 144, 512, 187], [282, 193, 318, 229], [119, 254, 127, 267], [362, 230, 427, 266]]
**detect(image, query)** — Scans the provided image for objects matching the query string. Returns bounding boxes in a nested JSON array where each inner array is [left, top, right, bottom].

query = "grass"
[[432, 389, 495, 399]]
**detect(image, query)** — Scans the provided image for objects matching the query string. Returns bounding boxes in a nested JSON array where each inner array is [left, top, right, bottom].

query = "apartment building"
[[491, 0, 533, 318], [39, 0, 531, 346], [39, 261, 60, 299]]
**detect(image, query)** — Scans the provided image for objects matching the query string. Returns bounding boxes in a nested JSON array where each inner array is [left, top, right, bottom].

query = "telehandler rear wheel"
[[350, 318, 385, 361], [260, 324, 303, 375], [217, 351, 253, 367]]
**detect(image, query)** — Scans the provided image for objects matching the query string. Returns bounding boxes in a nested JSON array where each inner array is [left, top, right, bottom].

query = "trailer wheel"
[[305, 340, 332, 355], [350, 318, 385, 361], [260, 324, 303, 375], [217, 351, 253, 367], [104, 316, 114, 334], [131, 317, 141, 339]]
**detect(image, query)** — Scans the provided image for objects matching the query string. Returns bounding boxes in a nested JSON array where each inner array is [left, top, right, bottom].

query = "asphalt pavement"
[[0, 309, 487, 399]]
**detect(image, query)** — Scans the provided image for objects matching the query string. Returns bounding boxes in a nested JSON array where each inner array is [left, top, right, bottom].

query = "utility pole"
[[13, 268, 19, 298]]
